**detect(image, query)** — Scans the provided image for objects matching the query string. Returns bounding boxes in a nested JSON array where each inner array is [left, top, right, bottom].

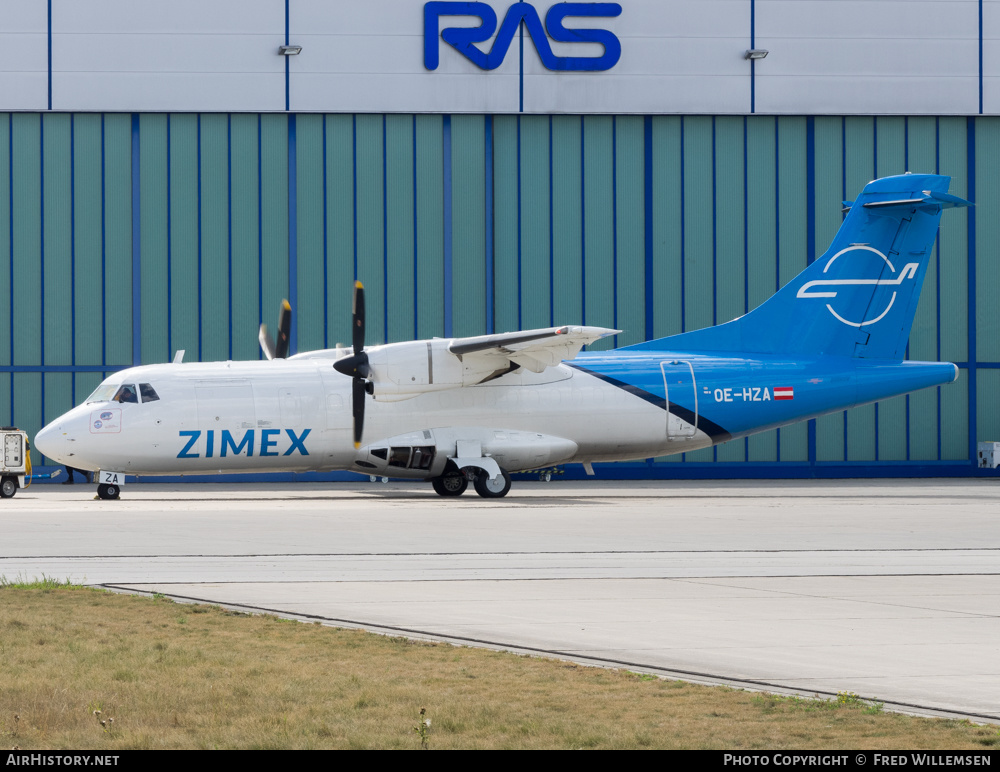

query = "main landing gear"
[[431, 468, 512, 498]]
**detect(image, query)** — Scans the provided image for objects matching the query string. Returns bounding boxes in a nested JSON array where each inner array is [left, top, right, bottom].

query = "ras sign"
[[424, 2, 622, 72]]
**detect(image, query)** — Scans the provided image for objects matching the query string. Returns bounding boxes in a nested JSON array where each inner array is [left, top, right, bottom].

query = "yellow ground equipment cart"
[[1, 428, 31, 498]]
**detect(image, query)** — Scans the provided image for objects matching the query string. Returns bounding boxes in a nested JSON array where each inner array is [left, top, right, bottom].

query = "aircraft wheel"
[[0, 476, 17, 498], [97, 483, 120, 500], [473, 469, 511, 498], [432, 475, 468, 497]]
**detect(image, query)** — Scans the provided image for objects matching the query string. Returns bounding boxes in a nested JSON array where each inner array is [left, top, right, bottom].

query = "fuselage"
[[34, 351, 958, 478]]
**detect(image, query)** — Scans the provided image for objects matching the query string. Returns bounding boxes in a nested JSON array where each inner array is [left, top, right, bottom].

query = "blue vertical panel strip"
[[40, 116, 45, 423], [197, 115, 203, 361], [484, 115, 494, 333], [6, 115, 11, 420], [516, 116, 522, 329], [935, 118, 941, 460], [47, 0, 52, 110], [227, 115, 233, 359], [749, 0, 755, 114], [323, 115, 329, 347], [612, 117, 619, 343], [412, 116, 419, 336], [711, 118, 717, 325], [131, 114, 141, 366], [288, 113, 298, 354], [580, 120, 586, 323], [442, 115, 453, 337], [258, 115, 263, 334], [967, 117, 977, 463], [806, 116, 816, 463], [382, 115, 388, 337], [679, 119, 685, 331], [285, 0, 290, 112], [166, 115, 172, 358], [643, 115, 653, 341], [70, 116, 75, 369], [352, 116, 358, 279], [548, 117, 554, 327], [101, 115, 106, 366]]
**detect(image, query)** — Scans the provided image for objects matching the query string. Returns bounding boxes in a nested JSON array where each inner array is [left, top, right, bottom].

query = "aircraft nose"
[[35, 417, 75, 465]]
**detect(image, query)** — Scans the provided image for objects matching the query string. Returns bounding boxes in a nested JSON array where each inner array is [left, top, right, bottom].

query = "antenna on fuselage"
[[172, 350, 185, 364]]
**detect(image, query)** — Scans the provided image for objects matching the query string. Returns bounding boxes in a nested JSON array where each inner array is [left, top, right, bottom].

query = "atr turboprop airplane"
[[35, 173, 968, 500]]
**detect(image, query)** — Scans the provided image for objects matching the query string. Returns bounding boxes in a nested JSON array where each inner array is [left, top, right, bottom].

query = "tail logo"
[[796, 245, 919, 328]]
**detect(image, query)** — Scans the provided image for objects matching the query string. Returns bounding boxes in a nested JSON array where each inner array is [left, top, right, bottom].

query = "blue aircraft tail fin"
[[626, 173, 970, 359]]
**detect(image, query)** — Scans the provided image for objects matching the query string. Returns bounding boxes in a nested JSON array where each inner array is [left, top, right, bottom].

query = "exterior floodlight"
[[745, 49, 768, 60], [278, 45, 302, 56]]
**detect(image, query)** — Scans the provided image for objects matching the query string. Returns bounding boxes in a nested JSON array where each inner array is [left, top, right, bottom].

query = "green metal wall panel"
[[615, 115, 644, 348], [168, 114, 200, 360], [937, 118, 968, 364], [198, 114, 230, 363], [324, 114, 355, 347], [942, 369, 969, 460], [73, 115, 106, 368], [682, 117, 713, 338], [42, 114, 72, 369], [0, 115, 8, 368], [259, 114, 289, 347], [103, 114, 131, 367], [977, 369, 1000, 445], [385, 114, 416, 343], [12, 114, 41, 368], [354, 114, 385, 344], [2, 111, 992, 476], [450, 115, 487, 337], [975, 119, 1000, 363], [550, 116, 583, 329], [521, 115, 552, 332], [230, 114, 263, 360], [414, 115, 444, 340], [139, 114, 168, 365], [492, 115, 519, 333], [583, 116, 615, 349], [650, 116, 682, 340], [295, 114, 326, 353]]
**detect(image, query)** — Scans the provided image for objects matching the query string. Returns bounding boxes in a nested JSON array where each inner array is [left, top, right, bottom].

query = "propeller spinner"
[[332, 282, 370, 448]]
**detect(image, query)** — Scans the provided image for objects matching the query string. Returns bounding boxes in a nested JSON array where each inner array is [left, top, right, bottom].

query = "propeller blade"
[[352, 281, 365, 355], [259, 324, 276, 361], [275, 299, 292, 359], [352, 377, 366, 449]]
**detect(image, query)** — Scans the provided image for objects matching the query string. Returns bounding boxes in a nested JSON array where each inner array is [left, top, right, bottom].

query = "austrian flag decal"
[[774, 387, 794, 400]]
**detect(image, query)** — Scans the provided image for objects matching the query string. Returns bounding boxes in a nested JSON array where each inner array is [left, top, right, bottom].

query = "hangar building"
[[1, 0, 997, 477]]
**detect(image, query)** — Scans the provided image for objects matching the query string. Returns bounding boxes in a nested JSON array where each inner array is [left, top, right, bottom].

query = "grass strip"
[[0, 583, 997, 750]]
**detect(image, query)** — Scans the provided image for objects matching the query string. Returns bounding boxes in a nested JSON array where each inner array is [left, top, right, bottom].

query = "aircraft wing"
[[448, 325, 620, 373]]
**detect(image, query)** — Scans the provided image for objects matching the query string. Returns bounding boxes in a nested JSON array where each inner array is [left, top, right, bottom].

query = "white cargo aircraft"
[[35, 174, 968, 500]]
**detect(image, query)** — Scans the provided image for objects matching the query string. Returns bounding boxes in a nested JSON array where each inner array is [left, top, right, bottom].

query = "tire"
[[432, 474, 468, 497], [97, 483, 120, 500], [473, 469, 511, 498], [0, 477, 16, 499]]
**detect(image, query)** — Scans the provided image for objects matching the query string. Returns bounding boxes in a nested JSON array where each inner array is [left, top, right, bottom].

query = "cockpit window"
[[139, 383, 160, 403], [112, 385, 138, 404], [86, 383, 120, 404]]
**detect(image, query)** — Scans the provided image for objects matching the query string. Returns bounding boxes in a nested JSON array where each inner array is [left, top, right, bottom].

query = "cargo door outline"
[[660, 360, 698, 439]]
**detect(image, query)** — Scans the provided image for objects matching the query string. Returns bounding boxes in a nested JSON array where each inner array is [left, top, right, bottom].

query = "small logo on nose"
[[93, 420, 103, 429], [100, 412, 113, 420]]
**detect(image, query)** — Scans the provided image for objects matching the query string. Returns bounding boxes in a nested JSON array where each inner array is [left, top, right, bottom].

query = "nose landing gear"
[[96, 483, 120, 500]]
